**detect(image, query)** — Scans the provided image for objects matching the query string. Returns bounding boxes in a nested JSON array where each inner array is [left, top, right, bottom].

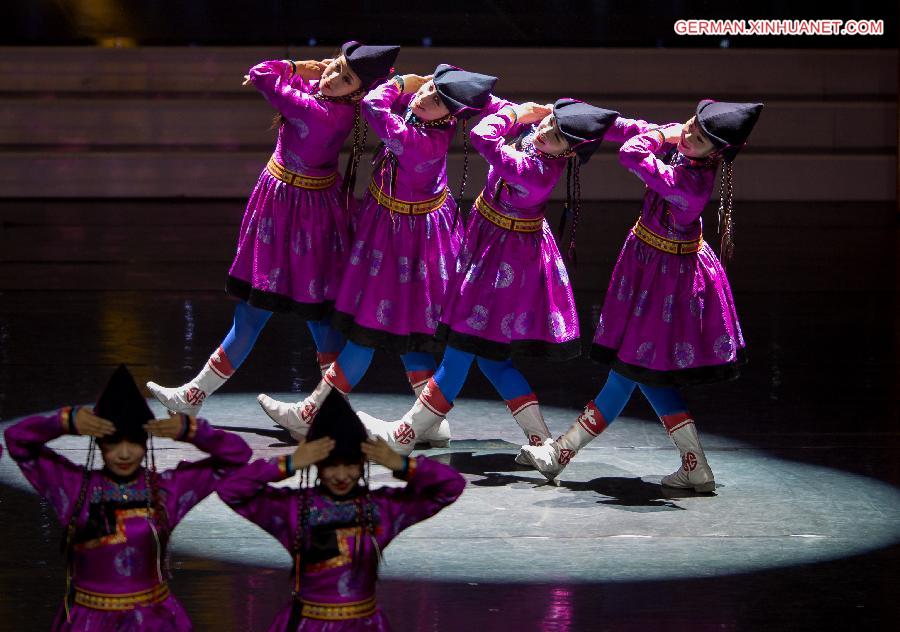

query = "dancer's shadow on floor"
[[216, 424, 295, 447], [432, 450, 711, 510]]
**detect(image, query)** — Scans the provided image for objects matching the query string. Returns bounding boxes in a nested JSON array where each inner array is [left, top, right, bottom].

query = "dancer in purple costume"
[[147, 42, 399, 417], [361, 99, 639, 455], [258, 64, 506, 447], [219, 391, 464, 631], [3, 365, 251, 630], [519, 100, 763, 491]]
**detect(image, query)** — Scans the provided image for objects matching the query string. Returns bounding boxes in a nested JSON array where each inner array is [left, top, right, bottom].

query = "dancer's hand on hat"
[[514, 102, 552, 125], [145, 413, 189, 439], [661, 123, 683, 145], [242, 74, 252, 86], [293, 437, 335, 469], [361, 437, 404, 472], [74, 409, 116, 438], [400, 74, 430, 94], [295, 60, 329, 80]]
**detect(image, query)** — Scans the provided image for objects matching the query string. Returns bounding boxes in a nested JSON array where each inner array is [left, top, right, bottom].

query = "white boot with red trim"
[[517, 401, 608, 484], [147, 346, 233, 416], [507, 393, 552, 465], [660, 413, 716, 493], [408, 369, 451, 448], [258, 362, 352, 442], [359, 378, 452, 456], [316, 351, 340, 378]]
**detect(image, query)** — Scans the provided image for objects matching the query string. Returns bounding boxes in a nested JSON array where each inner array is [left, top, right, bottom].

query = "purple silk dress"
[[218, 455, 465, 631], [332, 80, 506, 352], [227, 60, 357, 318], [437, 111, 648, 360], [4, 411, 252, 631], [591, 124, 746, 386]]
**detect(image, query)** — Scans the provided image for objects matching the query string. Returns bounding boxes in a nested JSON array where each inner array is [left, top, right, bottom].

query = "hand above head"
[[294, 59, 329, 80], [661, 123, 683, 145], [73, 409, 116, 438], [361, 436, 404, 471], [400, 74, 431, 94], [144, 412, 190, 439], [292, 437, 335, 470], [513, 102, 552, 125]]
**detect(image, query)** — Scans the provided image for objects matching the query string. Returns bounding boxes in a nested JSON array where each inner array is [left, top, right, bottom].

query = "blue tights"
[[433, 346, 533, 404], [327, 341, 437, 390], [592, 370, 687, 424]]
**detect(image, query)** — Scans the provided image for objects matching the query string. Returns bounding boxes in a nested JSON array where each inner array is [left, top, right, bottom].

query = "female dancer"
[[3, 365, 251, 629], [258, 63, 504, 444], [519, 100, 763, 490], [219, 390, 465, 630], [147, 41, 399, 415], [360, 98, 624, 454]]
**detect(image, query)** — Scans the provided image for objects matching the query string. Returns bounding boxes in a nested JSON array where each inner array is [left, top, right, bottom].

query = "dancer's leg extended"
[[148, 301, 272, 414], [476, 357, 550, 446]]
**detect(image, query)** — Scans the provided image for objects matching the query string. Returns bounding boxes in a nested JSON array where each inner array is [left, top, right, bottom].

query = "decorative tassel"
[[717, 160, 736, 267], [565, 158, 583, 266], [343, 103, 367, 211]]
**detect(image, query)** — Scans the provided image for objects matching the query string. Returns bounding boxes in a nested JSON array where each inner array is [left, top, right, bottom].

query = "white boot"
[[517, 401, 607, 483], [317, 352, 339, 378], [259, 363, 350, 442], [660, 415, 715, 493], [360, 378, 451, 456], [409, 371, 451, 448], [507, 394, 552, 465], [147, 346, 233, 416]]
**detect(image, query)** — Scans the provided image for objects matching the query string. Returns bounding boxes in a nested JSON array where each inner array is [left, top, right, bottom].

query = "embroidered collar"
[[405, 109, 455, 129], [521, 131, 573, 160]]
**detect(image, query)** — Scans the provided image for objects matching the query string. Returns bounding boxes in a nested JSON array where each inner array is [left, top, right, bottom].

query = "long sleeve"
[[248, 59, 315, 119], [362, 80, 447, 160], [469, 109, 536, 185], [618, 125, 711, 220], [217, 456, 296, 550], [378, 456, 465, 538], [158, 419, 252, 525], [4, 411, 85, 524], [603, 116, 655, 146]]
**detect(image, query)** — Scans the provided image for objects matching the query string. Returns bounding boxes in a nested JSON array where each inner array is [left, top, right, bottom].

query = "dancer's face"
[[100, 438, 146, 478], [411, 80, 451, 121], [319, 56, 362, 97], [319, 461, 363, 496], [678, 116, 716, 158], [532, 114, 570, 155]]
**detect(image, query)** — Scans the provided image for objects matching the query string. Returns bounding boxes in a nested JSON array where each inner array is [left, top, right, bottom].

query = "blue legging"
[[329, 341, 438, 390], [592, 370, 688, 424], [221, 301, 344, 369], [433, 346, 533, 404]]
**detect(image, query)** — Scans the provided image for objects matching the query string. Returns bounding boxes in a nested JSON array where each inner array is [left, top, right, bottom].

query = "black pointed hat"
[[306, 391, 368, 464], [341, 40, 400, 91], [552, 99, 620, 164], [433, 64, 498, 120], [696, 100, 764, 160], [94, 364, 154, 443]]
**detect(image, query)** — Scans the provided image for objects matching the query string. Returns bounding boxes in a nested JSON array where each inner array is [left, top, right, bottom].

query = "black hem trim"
[[589, 344, 748, 387], [434, 323, 582, 362], [226, 275, 334, 320], [331, 311, 446, 354]]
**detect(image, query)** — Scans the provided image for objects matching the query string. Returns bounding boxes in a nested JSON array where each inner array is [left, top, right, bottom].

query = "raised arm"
[[362, 79, 437, 156], [469, 107, 535, 184], [377, 456, 466, 538], [619, 126, 711, 218], [4, 410, 85, 523], [603, 116, 656, 146], [154, 418, 252, 525], [216, 456, 296, 551], [247, 59, 316, 119]]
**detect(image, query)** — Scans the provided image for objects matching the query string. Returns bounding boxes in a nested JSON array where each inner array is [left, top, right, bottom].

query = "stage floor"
[[0, 199, 898, 630]]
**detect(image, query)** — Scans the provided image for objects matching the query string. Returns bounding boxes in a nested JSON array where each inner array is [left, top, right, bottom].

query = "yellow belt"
[[74, 583, 169, 611], [299, 595, 378, 621], [266, 156, 337, 190], [475, 193, 543, 233], [632, 220, 702, 255], [367, 180, 448, 215]]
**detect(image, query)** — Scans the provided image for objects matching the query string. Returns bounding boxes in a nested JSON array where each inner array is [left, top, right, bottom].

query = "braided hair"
[[61, 435, 96, 621], [557, 155, 583, 266], [451, 119, 470, 229], [342, 96, 369, 210], [145, 434, 171, 581], [716, 159, 736, 266]]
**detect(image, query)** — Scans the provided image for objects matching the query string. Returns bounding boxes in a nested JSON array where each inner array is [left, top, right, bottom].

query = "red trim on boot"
[[323, 362, 353, 395], [208, 346, 235, 379], [317, 351, 339, 371], [661, 412, 693, 434], [506, 393, 538, 416], [419, 378, 452, 416], [577, 401, 608, 436], [406, 369, 434, 391]]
